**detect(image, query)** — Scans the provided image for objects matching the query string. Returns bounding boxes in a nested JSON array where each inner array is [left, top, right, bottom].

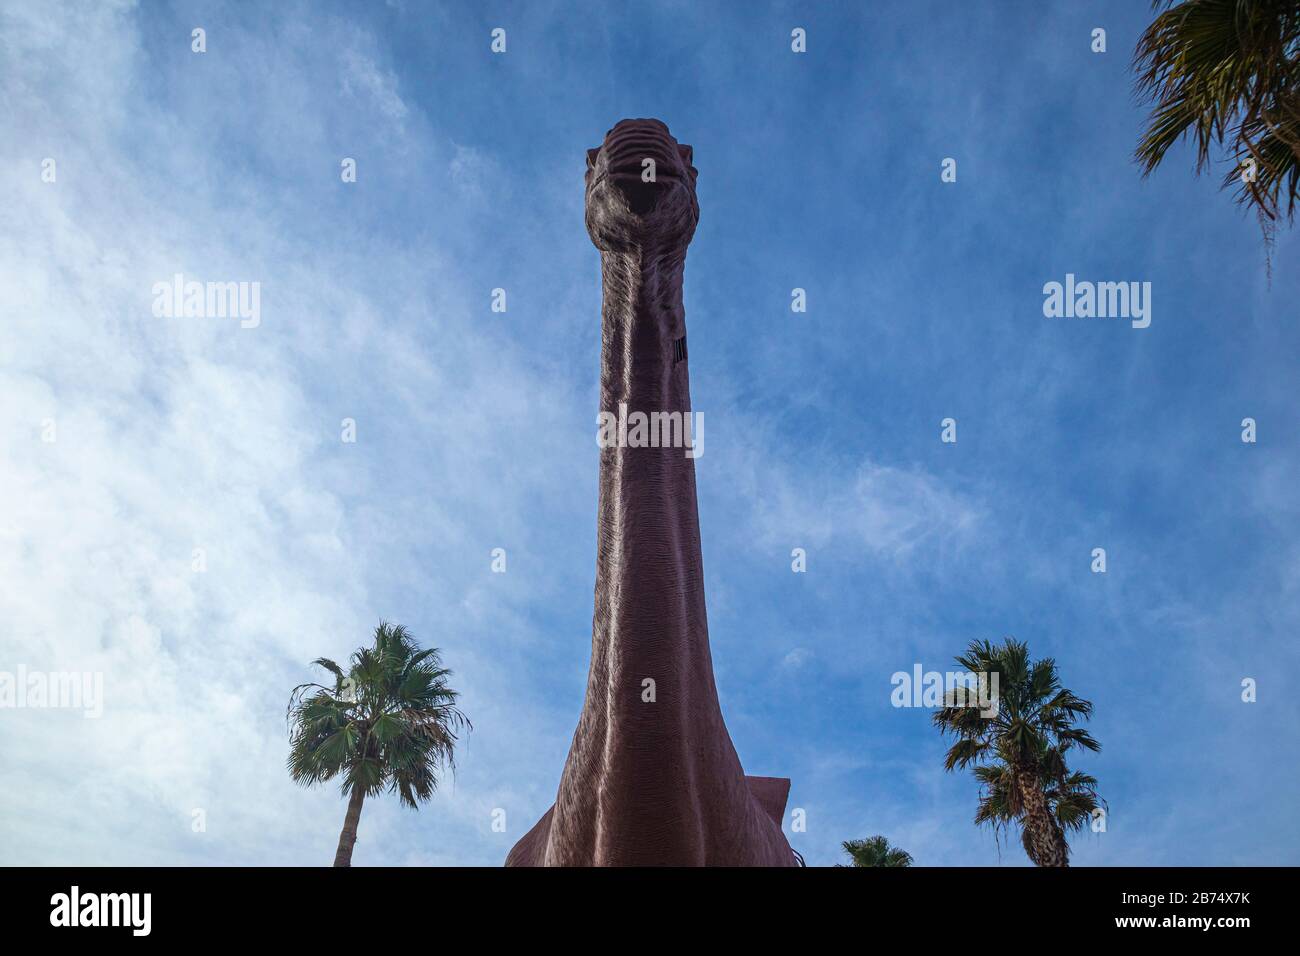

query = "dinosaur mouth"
[[586, 119, 695, 220], [590, 163, 681, 214], [597, 149, 683, 213]]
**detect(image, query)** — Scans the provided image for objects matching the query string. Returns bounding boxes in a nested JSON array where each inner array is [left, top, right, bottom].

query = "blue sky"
[[1, 0, 1297, 866]]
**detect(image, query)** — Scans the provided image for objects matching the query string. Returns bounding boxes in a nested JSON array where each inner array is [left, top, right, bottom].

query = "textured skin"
[[506, 119, 795, 867]]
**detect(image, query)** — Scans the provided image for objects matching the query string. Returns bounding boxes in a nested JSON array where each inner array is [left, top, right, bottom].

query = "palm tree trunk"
[[1016, 772, 1069, 867], [333, 786, 366, 867]]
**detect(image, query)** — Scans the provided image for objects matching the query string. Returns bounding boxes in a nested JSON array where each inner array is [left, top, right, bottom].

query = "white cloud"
[[781, 647, 812, 669], [735, 451, 982, 563], [341, 48, 409, 124]]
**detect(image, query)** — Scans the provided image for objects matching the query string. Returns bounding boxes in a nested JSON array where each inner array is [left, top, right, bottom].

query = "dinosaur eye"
[[673, 335, 687, 364]]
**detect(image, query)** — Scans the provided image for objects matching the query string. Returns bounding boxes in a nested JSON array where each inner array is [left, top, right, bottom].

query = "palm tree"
[[1134, 1, 1300, 241], [971, 758, 1105, 866], [286, 621, 470, 867], [839, 835, 913, 867], [932, 639, 1102, 867]]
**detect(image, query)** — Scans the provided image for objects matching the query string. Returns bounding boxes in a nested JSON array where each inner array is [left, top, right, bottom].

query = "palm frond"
[[286, 621, 470, 806], [840, 835, 913, 867], [1134, 0, 1300, 224], [933, 636, 1103, 865]]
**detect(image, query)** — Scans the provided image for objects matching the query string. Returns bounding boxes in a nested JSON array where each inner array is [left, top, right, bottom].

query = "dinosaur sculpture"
[[506, 118, 796, 866]]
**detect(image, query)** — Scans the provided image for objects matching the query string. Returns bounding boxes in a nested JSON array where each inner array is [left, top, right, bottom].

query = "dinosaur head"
[[585, 118, 698, 254]]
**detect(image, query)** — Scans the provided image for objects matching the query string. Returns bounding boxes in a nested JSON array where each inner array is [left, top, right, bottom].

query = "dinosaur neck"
[[545, 244, 748, 864], [598, 248, 687, 404], [594, 246, 703, 683]]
